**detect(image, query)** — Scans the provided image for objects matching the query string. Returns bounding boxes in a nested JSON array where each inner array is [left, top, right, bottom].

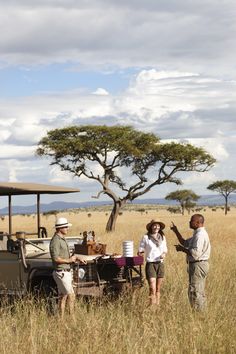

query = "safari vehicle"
[[0, 183, 143, 301]]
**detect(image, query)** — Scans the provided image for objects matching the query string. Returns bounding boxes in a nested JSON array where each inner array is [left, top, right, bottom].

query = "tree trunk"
[[225, 196, 228, 215], [105, 200, 125, 232]]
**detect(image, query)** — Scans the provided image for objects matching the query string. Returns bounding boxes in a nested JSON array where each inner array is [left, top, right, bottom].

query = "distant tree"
[[207, 180, 236, 215], [165, 189, 200, 215], [167, 206, 182, 214], [37, 125, 215, 232], [185, 201, 197, 215]]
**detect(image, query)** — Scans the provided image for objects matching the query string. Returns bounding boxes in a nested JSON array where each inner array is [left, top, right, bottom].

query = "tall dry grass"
[[0, 208, 236, 353]]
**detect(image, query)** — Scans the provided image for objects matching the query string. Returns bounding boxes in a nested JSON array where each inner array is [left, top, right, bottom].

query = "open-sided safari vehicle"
[[0, 183, 143, 301]]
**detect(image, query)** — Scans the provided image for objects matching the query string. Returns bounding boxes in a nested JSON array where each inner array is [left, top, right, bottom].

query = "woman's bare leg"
[[156, 277, 163, 305], [148, 278, 157, 305]]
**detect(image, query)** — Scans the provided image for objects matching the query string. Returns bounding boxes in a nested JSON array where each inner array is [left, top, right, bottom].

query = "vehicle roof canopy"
[[0, 182, 80, 237], [0, 182, 80, 196]]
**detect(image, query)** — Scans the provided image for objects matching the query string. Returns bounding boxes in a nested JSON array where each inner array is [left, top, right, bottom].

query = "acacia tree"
[[165, 189, 200, 215], [37, 125, 215, 231], [207, 180, 236, 215]]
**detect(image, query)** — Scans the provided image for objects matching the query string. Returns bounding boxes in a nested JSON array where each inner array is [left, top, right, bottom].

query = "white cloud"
[[49, 166, 74, 184], [0, 129, 11, 141], [0, 2, 235, 200], [0, 65, 236, 197], [182, 138, 229, 161], [183, 171, 218, 187], [9, 121, 45, 144], [0, 144, 35, 159], [0, 159, 42, 183], [0, 1, 235, 75], [93, 88, 109, 95]]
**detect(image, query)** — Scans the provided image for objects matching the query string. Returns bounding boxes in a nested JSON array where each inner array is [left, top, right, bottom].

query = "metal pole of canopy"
[[37, 194, 40, 238], [8, 195, 12, 235]]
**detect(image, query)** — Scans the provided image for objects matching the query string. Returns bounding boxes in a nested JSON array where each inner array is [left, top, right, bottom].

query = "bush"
[[43, 210, 58, 216], [137, 208, 146, 214], [167, 207, 181, 214]]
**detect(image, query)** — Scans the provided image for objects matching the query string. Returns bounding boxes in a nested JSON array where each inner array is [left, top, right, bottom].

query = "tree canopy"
[[37, 125, 216, 231], [207, 180, 236, 215], [165, 189, 200, 215]]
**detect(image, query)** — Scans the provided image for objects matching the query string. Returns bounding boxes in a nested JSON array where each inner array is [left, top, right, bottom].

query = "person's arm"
[[160, 236, 167, 259], [50, 238, 77, 265], [53, 255, 77, 265], [137, 236, 146, 256], [75, 255, 87, 264], [174, 244, 191, 255], [188, 232, 205, 260], [170, 222, 186, 245]]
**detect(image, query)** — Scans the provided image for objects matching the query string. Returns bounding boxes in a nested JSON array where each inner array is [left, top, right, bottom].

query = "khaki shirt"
[[184, 227, 211, 262], [49, 233, 71, 270]]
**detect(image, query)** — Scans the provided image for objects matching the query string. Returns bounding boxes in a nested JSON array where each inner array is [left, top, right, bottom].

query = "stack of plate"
[[122, 240, 134, 257]]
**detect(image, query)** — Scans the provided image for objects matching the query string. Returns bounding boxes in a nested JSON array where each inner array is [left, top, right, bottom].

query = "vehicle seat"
[[0, 232, 8, 250]]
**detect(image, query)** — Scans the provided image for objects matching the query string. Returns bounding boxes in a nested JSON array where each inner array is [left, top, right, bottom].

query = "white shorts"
[[53, 270, 74, 295]]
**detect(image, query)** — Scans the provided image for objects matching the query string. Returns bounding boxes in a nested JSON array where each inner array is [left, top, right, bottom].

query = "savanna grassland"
[[0, 207, 236, 354]]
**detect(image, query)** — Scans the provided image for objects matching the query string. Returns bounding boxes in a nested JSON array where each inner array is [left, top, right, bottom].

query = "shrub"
[[167, 207, 181, 214]]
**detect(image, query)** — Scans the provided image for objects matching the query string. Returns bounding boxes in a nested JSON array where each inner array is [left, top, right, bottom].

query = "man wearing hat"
[[50, 217, 85, 318], [138, 219, 168, 306], [170, 214, 211, 311]]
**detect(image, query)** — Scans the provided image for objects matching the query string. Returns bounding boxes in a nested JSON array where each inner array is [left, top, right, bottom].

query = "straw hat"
[[146, 219, 165, 232], [55, 217, 72, 229]]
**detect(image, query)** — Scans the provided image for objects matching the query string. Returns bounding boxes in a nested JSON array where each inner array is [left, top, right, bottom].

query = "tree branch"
[[91, 190, 105, 199]]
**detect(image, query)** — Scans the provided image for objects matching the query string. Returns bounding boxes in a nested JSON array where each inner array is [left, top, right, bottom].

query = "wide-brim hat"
[[55, 217, 72, 229], [146, 219, 165, 232]]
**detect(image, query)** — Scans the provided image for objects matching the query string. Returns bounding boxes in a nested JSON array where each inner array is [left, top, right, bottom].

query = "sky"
[[0, 0, 236, 206]]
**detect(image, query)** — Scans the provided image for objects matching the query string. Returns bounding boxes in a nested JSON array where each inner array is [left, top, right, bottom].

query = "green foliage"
[[207, 180, 236, 195], [37, 124, 215, 230], [207, 180, 236, 215], [165, 189, 200, 202], [37, 125, 215, 194], [165, 189, 200, 215]]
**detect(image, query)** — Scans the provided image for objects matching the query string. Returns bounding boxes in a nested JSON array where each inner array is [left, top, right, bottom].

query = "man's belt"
[[189, 260, 208, 263]]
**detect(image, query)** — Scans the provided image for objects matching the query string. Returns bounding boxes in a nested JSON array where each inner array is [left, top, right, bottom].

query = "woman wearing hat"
[[138, 219, 167, 306]]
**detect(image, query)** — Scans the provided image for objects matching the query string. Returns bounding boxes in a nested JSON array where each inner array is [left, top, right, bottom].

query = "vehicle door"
[[0, 250, 23, 295]]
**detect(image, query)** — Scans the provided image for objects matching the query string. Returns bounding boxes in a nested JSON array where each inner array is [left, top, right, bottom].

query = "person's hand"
[[174, 244, 184, 252], [70, 255, 77, 263], [76, 256, 87, 264], [137, 251, 144, 257], [170, 221, 178, 233], [160, 253, 166, 259]]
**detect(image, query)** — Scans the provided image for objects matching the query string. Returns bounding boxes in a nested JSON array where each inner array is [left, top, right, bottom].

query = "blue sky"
[[0, 63, 137, 97], [0, 0, 236, 207]]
